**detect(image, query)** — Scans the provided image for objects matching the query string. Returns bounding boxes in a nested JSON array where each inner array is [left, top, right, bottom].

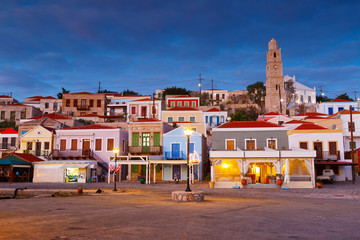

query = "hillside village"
[[0, 39, 359, 189]]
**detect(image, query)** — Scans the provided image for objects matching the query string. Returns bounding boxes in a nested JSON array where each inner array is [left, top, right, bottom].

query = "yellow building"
[[17, 125, 55, 157], [162, 107, 202, 123]]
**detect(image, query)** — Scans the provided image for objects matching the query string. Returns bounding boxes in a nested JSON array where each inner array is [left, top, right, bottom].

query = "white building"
[[202, 89, 229, 105], [317, 99, 358, 115], [284, 75, 316, 105], [201, 107, 228, 130]]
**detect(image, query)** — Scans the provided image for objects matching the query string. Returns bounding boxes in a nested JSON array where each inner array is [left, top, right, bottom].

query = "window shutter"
[[107, 139, 114, 151], [60, 139, 66, 151], [71, 139, 77, 150], [153, 132, 160, 146], [132, 133, 139, 147], [329, 142, 337, 155], [300, 142, 308, 149], [95, 139, 102, 151]]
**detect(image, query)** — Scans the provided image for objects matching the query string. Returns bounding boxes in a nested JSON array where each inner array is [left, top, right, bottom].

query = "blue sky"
[[0, 0, 359, 101]]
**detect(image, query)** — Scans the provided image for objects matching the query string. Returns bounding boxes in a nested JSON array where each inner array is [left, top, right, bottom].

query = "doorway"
[[171, 143, 180, 159], [173, 165, 181, 180], [142, 133, 150, 152], [313, 142, 323, 160], [82, 139, 90, 157], [35, 142, 41, 156]]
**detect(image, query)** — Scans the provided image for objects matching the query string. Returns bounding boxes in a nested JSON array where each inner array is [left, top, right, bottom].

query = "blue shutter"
[[206, 116, 208, 123], [189, 143, 195, 154], [217, 116, 219, 125]]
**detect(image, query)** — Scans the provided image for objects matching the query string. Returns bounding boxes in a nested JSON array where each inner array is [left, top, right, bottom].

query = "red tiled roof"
[[0, 95, 13, 98], [168, 95, 193, 98], [205, 107, 223, 112], [326, 99, 354, 102], [10, 153, 44, 163], [305, 116, 332, 120], [62, 124, 116, 130], [131, 98, 153, 102], [295, 112, 328, 117], [264, 112, 280, 115], [329, 109, 360, 117], [78, 114, 100, 117], [31, 113, 71, 120], [0, 128, 18, 134], [166, 107, 199, 111], [134, 118, 161, 122], [294, 123, 327, 130], [217, 121, 283, 128], [286, 120, 309, 124], [66, 92, 96, 95]]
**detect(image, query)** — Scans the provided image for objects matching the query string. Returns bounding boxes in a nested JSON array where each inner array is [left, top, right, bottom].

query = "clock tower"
[[265, 38, 286, 114]]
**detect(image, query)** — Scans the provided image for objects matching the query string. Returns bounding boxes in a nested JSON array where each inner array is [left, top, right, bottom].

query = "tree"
[[191, 91, 210, 106], [122, 89, 139, 96], [162, 86, 190, 100], [57, 88, 70, 99], [229, 106, 259, 121], [316, 95, 331, 103], [0, 121, 16, 129], [98, 89, 118, 93], [77, 119, 94, 126], [247, 82, 266, 113], [336, 93, 354, 101], [284, 79, 296, 107]]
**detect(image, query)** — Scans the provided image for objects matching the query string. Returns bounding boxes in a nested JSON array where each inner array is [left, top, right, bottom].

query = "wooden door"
[[35, 142, 41, 156], [82, 139, 90, 157], [313, 142, 323, 160], [142, 133, 150, 152]]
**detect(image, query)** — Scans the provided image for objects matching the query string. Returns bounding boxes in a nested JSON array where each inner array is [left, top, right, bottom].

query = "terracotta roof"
[[62, 124, 116, 130], [295, 112, 329, 117], [217, 121, 283, 128], [0, 95, 13, 98], [134, 118, 161, 122], [131, 98, 153, 102], [168, 95, 193, 98], [78, 114, 100, 117], [205, 107, 223, 112], [326, 99, 354, 102], [294, 123, 327, 130], [31, 113, 71, 120], [3, 153, 44, 163], [0, 128, 18, 134], [166, 107, 199, 111], [286, 120, 309, 124], [329, 109, 360, 117], [264, 112, 280, 115], [66, 92, 96, 95], [305, 116, 332, 119]]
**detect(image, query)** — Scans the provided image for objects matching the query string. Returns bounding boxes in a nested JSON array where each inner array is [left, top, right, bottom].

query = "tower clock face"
[[273, 65, 278, 69]]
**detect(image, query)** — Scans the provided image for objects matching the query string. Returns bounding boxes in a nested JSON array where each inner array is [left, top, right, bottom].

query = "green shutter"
[[132, 133, 139, 147], [153, 132, 160, 146], [131, 165, 139, 173]]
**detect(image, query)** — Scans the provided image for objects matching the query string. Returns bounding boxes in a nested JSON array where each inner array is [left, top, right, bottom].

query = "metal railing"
[[128, 146, 162, 155], [23, 150, 50, 156], [315, 151, 341, 161], [76, 105, 90, 110], [164, 151, 187, 160], [0, 143, 17, 150], [52, 149, 92, 158]]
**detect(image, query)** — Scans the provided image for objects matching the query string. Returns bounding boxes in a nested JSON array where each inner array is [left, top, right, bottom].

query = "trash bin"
[[140, 177, 145, 184]]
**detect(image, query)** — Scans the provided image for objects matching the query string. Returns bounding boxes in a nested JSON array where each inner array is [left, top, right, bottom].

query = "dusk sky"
[[0, 0, 359, 101]]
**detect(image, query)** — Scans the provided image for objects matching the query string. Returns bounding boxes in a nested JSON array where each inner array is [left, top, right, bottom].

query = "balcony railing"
[[23, 150, 50, 157], [164, 151, 187, 160], [0, 143, 17, 150], [76, 105, 90, 111], [52, 149, 92, 158], [128, 146, 162, 155], [314, 151, 341, 161]]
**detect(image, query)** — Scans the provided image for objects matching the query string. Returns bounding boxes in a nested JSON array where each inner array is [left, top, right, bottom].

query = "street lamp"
[[112, 148, 119, 191], [184, 128, 193, 192]]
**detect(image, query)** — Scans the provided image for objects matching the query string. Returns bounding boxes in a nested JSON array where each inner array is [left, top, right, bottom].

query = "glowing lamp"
[[184, 128, 193, 136], [222, 163, 230, 168], [113, 148, 119, 154]]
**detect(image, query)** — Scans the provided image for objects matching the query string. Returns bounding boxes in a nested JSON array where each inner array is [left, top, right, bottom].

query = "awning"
[[63, 164, 89, 169], [315, 161, 357, 166], [12, 165, 31, 168]]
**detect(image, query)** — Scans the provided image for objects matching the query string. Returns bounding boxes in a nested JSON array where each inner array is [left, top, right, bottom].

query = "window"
[[81, 99, 86, 106], [53, 103, 58, 110], [300, 95, 304, 103], [178, 117, 185, 122], [45, 102, 49, 108], [73, 99, 78, 107], [97, 100, 101, 107], [205, 116, 208, 123], [71, 139, 77, 151], [89, 100, 94, 107], [246, 139, 256, 150], [278, 121, 284, 125], [329, 142, 337, 155], [10, 111, 15, 122], [60, 139, 66, 151], [131, 107, 136, 114], [153, 132, 160, 147], [66, 99, 70, 107], [132, 133, 139, 147], [95, 139, 102, 151], [10, 137, 16, 147], [167, 117, 173, 122], [20, 111, 26, 119], [192, 101, 196, 107], [44, 142, 50, 150], [216, 94, 220, 100], [350, 141, 356, 149], [222, 94, 225, 99], [328, 107, 333, 115], [177, 102, 182, 107], [141, 106, 147, 117], [122, 140, 125, 151], [338, 107, 344, 112], [107, 139, 114, 151], [184, 101, 189, 107], [308, 96, 311, 103], [299, 142, 308, 149], [1, 111, 5, 120], [267, 139, 277, 149], [26, 142, 32, 150], [152, 106, 157, 115], [171, 102, 175, 107], [348, 122, 355, 132], [190, 117, 195, 122], [221, 116, 225, 123], [274, 52, 276, 58], [226, 139, 235, 150]]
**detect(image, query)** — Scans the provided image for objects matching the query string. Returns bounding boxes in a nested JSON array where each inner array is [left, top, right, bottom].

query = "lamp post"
[[184, 128, 193, 192], [112, 148, 119, 191]]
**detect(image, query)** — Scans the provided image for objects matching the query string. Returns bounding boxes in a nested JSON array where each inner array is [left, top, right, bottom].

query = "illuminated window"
[[246, 139, 256, 150]]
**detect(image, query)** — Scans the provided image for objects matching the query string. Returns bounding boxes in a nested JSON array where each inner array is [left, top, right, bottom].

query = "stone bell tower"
[[265, 39, 286, 114]]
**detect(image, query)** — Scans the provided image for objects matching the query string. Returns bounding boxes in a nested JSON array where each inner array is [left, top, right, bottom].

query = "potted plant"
[[316, 179, 323, 189], [276, 174, 283, 186], [241, 173, 247, 186]]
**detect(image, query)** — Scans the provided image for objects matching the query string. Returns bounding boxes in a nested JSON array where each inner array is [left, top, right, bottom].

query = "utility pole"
[[278, 84, 283, 114], [350, 106, 355, 183], [98, 81, 101, 93], [199, 73, 202, 106], [211, 79, 214, 106], [152, 92, 155, 119], [355, 91, 357, 101]]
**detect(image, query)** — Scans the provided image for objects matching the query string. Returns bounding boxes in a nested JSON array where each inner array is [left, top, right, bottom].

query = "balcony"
[[77, 105, 90, 111], [314, 151, 341, 161], [164, 151, 187, 160], [0, 143, 17, 151], [128, 146, 162, 155], [52, 149, 92, 158], [23, 150, 50, 157]]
